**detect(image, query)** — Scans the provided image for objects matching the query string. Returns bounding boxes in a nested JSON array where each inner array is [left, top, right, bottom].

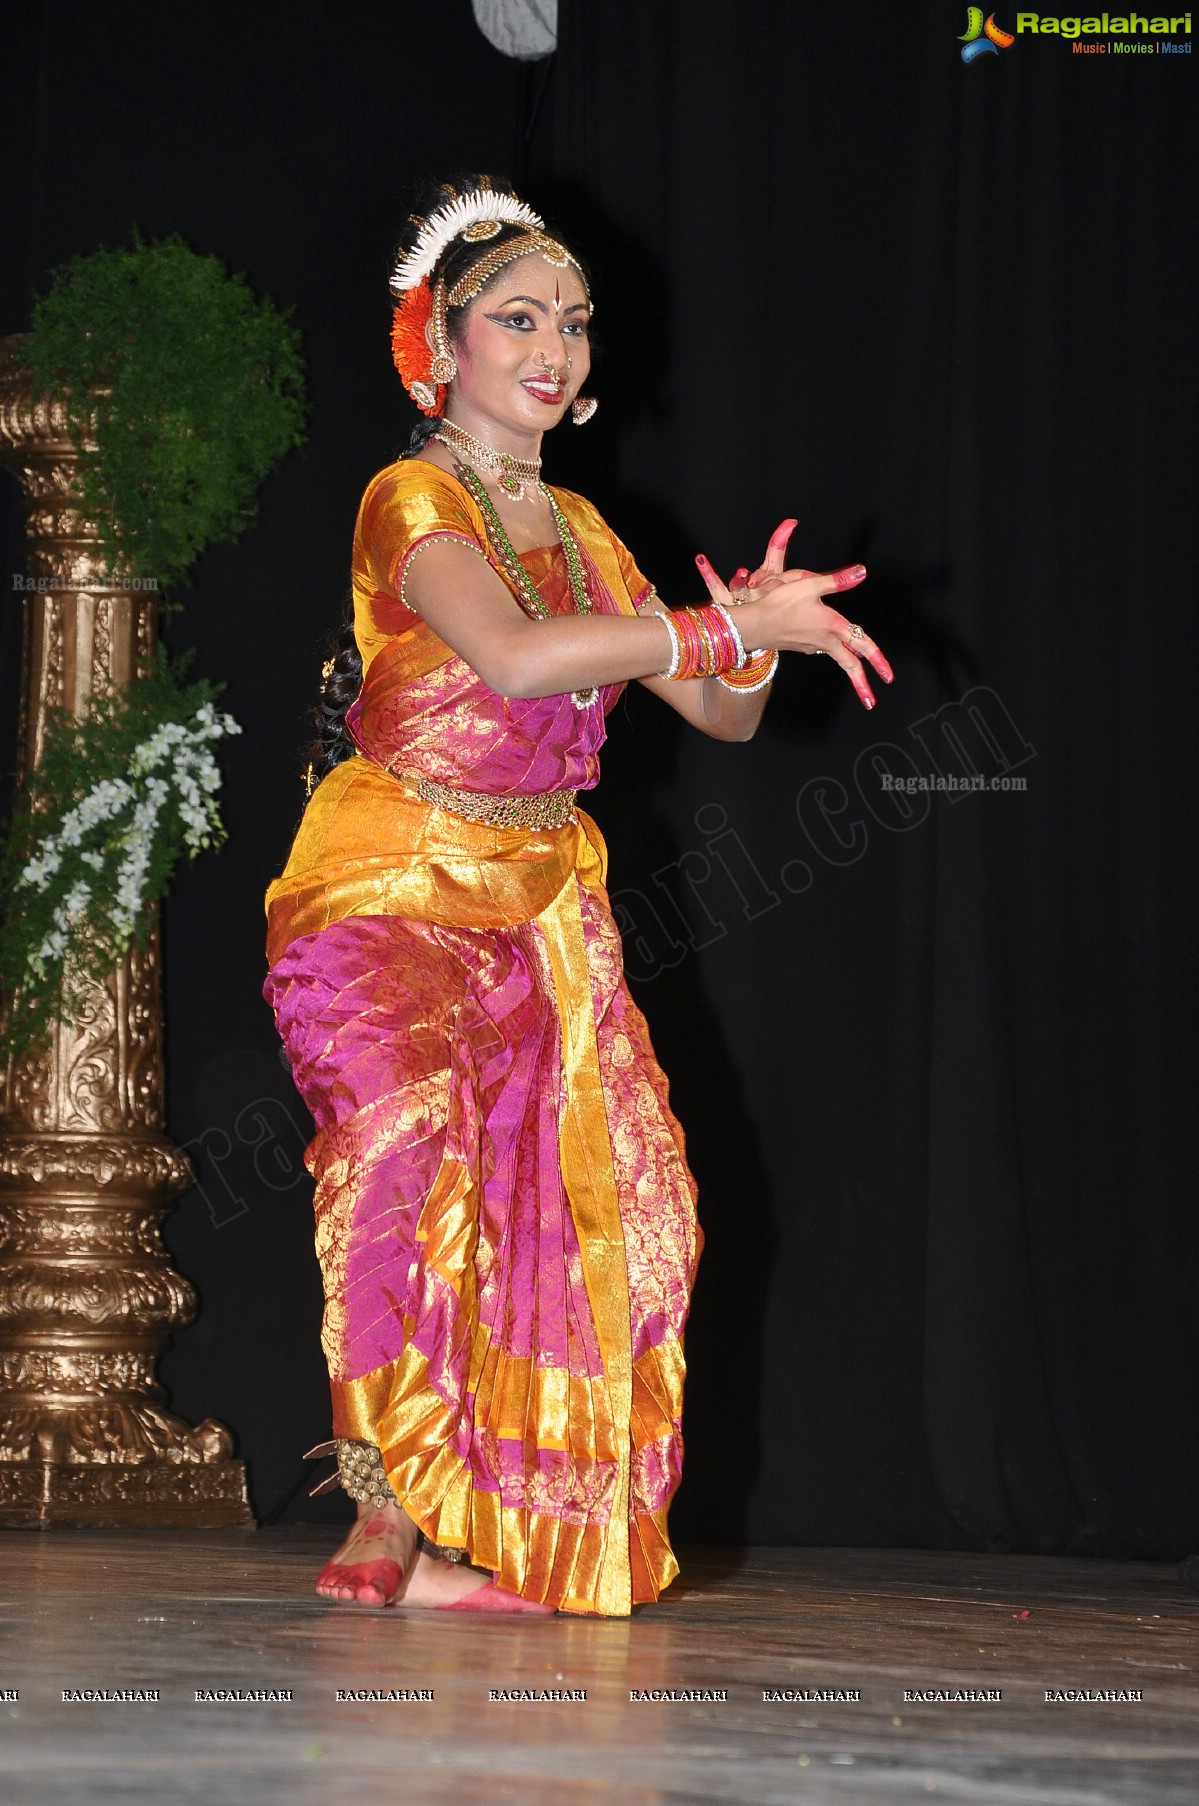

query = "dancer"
[[262, 176, 891, 1616]]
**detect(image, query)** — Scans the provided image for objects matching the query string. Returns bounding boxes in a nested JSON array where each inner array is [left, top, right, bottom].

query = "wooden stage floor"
[[1, 1531, 1196, 1804]]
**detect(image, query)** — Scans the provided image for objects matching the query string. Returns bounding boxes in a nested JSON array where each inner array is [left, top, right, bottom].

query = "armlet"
[[397, 531, 489, 611]]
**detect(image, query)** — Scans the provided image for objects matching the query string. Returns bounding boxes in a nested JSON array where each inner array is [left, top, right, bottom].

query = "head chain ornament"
[[445, 230, 589, 308]]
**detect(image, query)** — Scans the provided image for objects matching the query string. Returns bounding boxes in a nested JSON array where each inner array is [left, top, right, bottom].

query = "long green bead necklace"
[[438, 445, 599, 708]]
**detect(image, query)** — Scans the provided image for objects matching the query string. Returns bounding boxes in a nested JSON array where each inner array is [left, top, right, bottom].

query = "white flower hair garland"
[[390, 190, 545, 294]]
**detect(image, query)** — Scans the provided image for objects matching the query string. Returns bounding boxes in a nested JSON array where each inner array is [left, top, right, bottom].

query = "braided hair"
[[302, 175, 589, 799]]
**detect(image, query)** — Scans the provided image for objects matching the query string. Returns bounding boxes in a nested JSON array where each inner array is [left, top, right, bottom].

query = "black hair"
[[302, 589, 361, 796], [302, 176, 589, 798]]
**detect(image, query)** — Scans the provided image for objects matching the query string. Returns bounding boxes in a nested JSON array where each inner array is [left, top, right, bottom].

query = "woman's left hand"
[[728, 517, 802, 603], [724, 517, 894, 697]]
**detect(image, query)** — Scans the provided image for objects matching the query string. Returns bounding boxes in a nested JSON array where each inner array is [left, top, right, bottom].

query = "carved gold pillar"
[[0, 334, 252, 1526]]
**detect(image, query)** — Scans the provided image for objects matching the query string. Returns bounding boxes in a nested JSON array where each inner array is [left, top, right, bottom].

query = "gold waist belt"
[[402, 769, 579, 830]]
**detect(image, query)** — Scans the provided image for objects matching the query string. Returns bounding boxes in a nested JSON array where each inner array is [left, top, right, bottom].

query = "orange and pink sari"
[[263, 460, 701, 1615]]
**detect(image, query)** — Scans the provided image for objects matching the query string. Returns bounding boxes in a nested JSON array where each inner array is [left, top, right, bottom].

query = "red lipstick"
[[520, 376, 565, 405]]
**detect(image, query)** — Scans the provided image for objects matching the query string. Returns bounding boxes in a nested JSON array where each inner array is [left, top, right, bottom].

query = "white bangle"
[[646, 604, 681, 679]]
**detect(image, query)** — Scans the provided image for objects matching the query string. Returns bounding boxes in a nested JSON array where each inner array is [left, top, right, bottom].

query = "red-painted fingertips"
[[836, 565, 868, 589], [731, 567, 749, 589], [695, 553, 712, 572]]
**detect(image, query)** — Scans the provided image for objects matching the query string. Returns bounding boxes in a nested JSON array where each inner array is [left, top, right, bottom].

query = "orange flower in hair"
[[390, 279, 444, 416]]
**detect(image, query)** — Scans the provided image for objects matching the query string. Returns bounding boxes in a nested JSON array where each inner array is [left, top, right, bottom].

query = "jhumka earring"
[[571, 397, 598, 426], [428, 278, 457, 385]]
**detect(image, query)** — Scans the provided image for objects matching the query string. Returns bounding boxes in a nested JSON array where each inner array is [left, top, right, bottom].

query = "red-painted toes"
[[315, 1557, 403, 1605]]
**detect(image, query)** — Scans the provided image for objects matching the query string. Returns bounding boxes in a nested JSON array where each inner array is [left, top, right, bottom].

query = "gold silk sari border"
[[329, 1336, 681, 1614], [537, 870, 633, 1618], [330, 1332, 683, 1459], [263, 758, 609, 967]]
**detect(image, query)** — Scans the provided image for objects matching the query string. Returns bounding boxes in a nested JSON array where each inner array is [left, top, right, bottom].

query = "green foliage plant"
[[18, 233, 306, 593]]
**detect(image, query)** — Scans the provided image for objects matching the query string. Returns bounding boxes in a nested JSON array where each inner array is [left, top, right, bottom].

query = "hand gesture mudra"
[[695, 519, 893, 710]]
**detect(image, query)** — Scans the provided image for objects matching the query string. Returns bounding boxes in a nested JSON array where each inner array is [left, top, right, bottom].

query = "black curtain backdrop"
[[2, 2, 1195, 1558]]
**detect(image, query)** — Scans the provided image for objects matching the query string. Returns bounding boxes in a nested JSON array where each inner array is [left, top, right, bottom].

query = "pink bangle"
[[673, 608, 705, 679], [664, 603, 748, 679]]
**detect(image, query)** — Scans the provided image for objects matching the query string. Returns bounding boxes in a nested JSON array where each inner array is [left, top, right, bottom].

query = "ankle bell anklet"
[[302, 1437, 468, 1563], [336, 1438, 395, 1506], [302, 1436, 395, 1505], [417, 1531, 466, 1564]]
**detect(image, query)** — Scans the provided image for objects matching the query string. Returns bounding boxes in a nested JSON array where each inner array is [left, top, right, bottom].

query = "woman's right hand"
[[696, 522, 892, 710]]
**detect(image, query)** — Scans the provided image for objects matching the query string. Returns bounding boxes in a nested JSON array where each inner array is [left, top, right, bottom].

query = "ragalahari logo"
[[959, 8, 1016, 59]]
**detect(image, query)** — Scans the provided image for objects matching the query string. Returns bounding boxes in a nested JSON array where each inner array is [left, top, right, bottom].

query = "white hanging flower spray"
[[1, 651, 241, 1059]]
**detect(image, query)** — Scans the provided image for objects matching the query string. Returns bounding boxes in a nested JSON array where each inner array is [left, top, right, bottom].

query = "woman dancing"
[[263, 176, 891, 1617]]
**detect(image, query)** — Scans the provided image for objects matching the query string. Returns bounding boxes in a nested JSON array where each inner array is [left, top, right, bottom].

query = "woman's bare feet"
[[315, 1497, 552, 1612], [400, 1553, 555, 1612], [399, 1550, 496, 1608], [315, 1497, 419, 1605]]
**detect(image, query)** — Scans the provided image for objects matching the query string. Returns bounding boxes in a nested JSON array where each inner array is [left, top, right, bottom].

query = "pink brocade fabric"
[[263, 882, 700, 1505], [347, 540, 629, 793]]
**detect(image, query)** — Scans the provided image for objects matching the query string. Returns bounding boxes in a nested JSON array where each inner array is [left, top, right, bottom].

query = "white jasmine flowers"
[[12, 702, 241, 985]]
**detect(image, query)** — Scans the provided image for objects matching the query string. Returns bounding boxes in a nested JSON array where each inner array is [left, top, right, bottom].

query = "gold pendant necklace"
[[439, 450, 599, 709], [435, 417, 541, 501]]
